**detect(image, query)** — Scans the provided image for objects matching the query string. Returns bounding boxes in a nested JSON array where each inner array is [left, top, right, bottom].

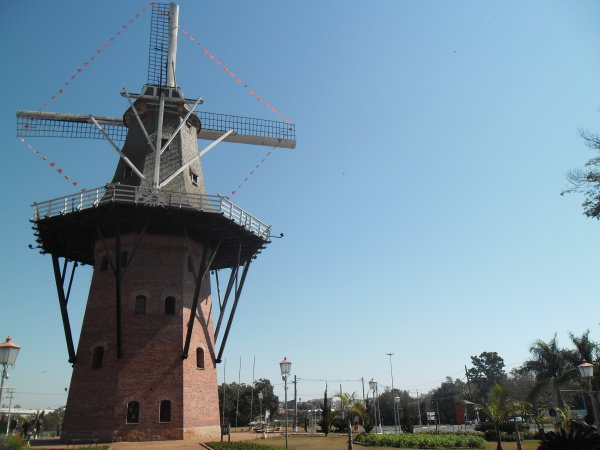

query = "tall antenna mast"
[[166, 2, 178, 87]]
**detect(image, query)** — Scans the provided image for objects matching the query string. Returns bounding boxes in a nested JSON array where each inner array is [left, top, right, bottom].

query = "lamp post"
[[369, 378, 383, 434], [386, 353, 398, 433], [578, 361, 600, 427], [0, 337, 21, 416], [280, 357, 292, 449], [394, 396, 401, 433], [258, 391, 264, 431]]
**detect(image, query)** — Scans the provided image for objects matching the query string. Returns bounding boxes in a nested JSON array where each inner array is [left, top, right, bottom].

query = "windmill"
[[16, 2, 295, 442]]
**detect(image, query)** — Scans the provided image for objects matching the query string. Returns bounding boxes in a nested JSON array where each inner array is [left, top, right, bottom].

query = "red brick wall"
[[62, 233, 220, 441]]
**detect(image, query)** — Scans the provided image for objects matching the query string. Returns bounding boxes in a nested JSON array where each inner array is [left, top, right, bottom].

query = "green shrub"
[[0, 435, 108, 450], [475, 421, 528, 433], [537, 421, 600, 450], [482, 429, 537, 442], [354, 432, 486, 448], [400, 414, 414, 433], [332, 417, 348, 433], [207, 442, 284, 450], [0, 435, 23, 450]]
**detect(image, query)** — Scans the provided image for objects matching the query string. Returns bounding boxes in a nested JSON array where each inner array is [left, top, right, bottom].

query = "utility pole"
[[416, 390, 422, 426], [464, 365, 472, 395], [361, 377, 365, 402], [235, 356, 241, 428], [221, 358, 226, 442], [5, 388, 14, 434], [340, 384, 344, 419], [250, 355, 255, 425], [293, 375, 298, 432]]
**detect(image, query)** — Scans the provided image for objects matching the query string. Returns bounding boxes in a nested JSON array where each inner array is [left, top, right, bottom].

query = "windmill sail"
[[17, 109, 296, 149]]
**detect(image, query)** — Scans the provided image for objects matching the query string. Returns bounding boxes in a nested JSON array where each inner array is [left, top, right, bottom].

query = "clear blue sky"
[[2, 0, 600, 409]]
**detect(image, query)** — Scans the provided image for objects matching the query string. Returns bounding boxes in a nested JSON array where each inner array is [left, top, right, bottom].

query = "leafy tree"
[[504, 370, 552, 405], [517, 334, 571, 408], [467, 352, 507, 401], [378, 389, 405, 426], [253, 378, 279, 421], [430, 377, 467, 424], [562, 130, 600, 218], [218, 378, 279, 427], [41, 407, 64, 436]]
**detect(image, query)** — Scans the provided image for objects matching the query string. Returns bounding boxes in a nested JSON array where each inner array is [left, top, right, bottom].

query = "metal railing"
[[31, 184, 271, 240]]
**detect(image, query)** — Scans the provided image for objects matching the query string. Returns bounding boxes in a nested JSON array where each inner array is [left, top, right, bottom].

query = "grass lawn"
[[260, 434, 540, 449]]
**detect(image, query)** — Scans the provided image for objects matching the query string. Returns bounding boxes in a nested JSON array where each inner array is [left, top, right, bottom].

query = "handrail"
[[31, 184, 271, 240]]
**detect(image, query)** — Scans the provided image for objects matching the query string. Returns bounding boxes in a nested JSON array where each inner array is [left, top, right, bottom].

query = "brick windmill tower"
[[17, 2, 295, 442]]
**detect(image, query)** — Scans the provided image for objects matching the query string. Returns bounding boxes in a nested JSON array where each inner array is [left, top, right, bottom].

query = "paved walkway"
[[31, 431, 276, 449]]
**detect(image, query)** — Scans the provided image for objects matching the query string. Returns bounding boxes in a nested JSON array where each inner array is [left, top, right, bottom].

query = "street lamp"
[[578, 361, 600, 427], [369, 378, 382, 434], [386, 353, 398, 433], [280, 357, 292, 449], [394, 396, 401, 433], [0, 337, 20, 408], [258, 391, 264, 431]]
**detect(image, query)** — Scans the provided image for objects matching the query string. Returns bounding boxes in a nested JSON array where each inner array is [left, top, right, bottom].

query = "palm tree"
[[518, 334, 571, 408], [336, 392, 367, 450], [567, 330, 599, 365], [567, 330, 600, 423], [474, 384, 523, 450]]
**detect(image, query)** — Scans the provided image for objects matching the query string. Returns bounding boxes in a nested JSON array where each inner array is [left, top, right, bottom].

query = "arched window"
[[91, 346, 104, 369], [164, 297, 175, 315], [159, 400, 171, 423], [100, 255, 108, 271], [135, 295, 146, 314], [126, 401, 139, 424], [196, 347, 205, 369]]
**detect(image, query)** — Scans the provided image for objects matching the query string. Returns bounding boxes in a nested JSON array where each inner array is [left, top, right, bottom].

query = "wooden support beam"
[[182, 246, 209, 359], [182, 240, 222, 359], [51, 255, 77, 364], [216, 258, 251, 363], [214, 242, 241, 340], [213, 264, 238, 340], [65, 261, 78, 305]]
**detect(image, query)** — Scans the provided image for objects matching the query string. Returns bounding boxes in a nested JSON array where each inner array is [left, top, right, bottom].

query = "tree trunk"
[[553, 382, 565, 409], [347, 415, 353, 450], [495, 424, 503, 450], [514, 421, 523, 450]]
